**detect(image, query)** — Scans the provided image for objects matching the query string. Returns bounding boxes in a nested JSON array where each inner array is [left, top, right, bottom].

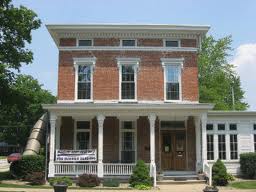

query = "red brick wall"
[[94, 38, 120, 46], [181, 39, 197, 47], [59, 38, 76, 46], [137, 39, 163, 47], [58, 50, 199, 101]]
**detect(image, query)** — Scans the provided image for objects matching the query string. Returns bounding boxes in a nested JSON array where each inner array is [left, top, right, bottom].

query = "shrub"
[[78, 174, 100, 187], [129, 160, 152, 188], [103, 178, 120, 187], [134, 184, 151, 190], [240, 153, 256, 179], [26, 172, 45, 185], [10, 155, 45, 179], [212, 159, 228, 186], [49, 177, 73, 186]]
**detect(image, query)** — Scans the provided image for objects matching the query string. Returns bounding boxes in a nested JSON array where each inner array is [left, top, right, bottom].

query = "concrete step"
[[163, 175, 199, 180], [157, 179, 206, 185]]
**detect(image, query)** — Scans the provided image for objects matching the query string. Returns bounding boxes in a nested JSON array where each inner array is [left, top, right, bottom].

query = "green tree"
[[198, 35, 248, 110], [0, 75, 56, 147], [0, 0, 41, 105]]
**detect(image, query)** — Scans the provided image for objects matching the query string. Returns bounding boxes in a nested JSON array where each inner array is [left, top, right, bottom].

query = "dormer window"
[[161, 58, 183, 101], [74, 57, 96, 101], [122, 39, 136, 47], [78, 39, 93, 46], [117, 58, 140, 101], [165, 40, 180, 47]]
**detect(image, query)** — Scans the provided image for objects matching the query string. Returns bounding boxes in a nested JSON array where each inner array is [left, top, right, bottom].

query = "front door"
[[161, 131, 186, 170]]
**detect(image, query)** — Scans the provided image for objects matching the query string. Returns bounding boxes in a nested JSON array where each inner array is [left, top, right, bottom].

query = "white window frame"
[[74, 57, 96, 102], [119, 119, 137, 163], [163, 39, 181, 47], [120, 39, 137, 47], [117, 58, 140, 102], [161, 58, 183, 102], [76, 39, 94, 47], [73, 119, 92, 150], [230, 134, 238, 160]]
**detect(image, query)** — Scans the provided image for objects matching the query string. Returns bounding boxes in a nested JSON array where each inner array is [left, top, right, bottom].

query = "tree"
[[0, 75, 56, 147], [0, 0, 41, 105], [198, 36, 248, 110]]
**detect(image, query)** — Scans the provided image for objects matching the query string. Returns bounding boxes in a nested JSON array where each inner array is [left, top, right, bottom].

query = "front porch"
[[44, 103, 213, 185]]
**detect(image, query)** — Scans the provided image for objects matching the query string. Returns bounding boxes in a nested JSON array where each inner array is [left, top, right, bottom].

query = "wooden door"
[[161, 132, 173, 170], [173, 132, 186, 170]]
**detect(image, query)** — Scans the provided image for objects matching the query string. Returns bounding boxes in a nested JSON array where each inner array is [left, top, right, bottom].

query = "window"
[[120, 121, 136, 163], [75, 121, 91, 150], [230, 134, 238, 159], [165, 40, 180, 47], [254, 124, 256, 130], [121, 65, 135, 100], [218, 124, 225, 131], [207, 135, 214, 160], [77, 65, 92, 100], [78, 39, 92, 46], [165, 64, 181, 100], [161, 121, 185, 129], [122, 39, 136, 46], [229, 124, 237, 131], [207, 124, 214, 131], [218, 135, 226, 160]]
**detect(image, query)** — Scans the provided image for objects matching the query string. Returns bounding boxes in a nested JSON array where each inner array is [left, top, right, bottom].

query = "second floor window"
[[166, 64, 181, 100], [78, 65, 92, 100], [121, 65, 135, 100]]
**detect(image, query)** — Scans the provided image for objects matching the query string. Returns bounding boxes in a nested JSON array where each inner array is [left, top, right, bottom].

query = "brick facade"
[[58, 50, 199, 102]]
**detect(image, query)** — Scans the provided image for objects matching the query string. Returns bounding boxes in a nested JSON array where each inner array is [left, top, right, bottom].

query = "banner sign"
[[56, 149, 97, 162]]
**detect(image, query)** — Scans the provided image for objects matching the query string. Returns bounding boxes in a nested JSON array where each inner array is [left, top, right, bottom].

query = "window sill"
[[164, 100, 182, 103], [119, 99, 138, 103], [74, 99, 93, 103]]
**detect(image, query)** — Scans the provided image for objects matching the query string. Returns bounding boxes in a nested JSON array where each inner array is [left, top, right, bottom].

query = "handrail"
[[203, 162, 212, 186]]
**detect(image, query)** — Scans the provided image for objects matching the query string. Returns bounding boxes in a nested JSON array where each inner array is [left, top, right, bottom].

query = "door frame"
[[160, 129, 187, 171]]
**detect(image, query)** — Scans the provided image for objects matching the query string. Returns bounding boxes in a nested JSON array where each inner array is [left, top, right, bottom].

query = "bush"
[[78, 174, 100, 187], [129, 160, 152, 188], [134, 184, 151, 190], [26, 172, 45, 185], [103, 178, 120, 187], [240, 153, 256, 179], [49, 177, 73, 186], [10, 155, 45, 179], [212, 159, 228, 186]]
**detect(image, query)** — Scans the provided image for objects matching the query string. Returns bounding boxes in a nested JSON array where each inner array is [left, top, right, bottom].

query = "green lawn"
[[0, 156, 6, 160], [230, 181, 256, 189]]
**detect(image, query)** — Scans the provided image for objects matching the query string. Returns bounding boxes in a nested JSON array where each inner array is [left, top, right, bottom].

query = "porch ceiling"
[[42, 103, 214, 117]]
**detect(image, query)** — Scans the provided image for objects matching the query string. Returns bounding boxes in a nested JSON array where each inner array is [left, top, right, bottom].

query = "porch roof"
[[42, 102, 214, 117]]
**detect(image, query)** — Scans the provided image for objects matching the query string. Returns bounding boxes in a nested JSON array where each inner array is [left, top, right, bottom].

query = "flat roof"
[[208, 110, 256, 117]]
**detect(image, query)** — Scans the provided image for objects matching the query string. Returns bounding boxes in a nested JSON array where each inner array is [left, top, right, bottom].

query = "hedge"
[[240, 153, 256, 179], [10, 155, 45, 179]]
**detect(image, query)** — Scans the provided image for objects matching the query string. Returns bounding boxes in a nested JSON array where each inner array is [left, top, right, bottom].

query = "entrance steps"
[[157, 171, 206, 185]]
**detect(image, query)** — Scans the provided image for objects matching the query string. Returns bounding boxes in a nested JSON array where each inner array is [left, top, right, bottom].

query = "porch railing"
[[54, 163, 98, 176], [103, 163, 135, 175], [203, 162, 212, 186]]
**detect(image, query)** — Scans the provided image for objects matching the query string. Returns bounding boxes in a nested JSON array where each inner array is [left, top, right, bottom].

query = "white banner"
[[56, 149, 97, 162]]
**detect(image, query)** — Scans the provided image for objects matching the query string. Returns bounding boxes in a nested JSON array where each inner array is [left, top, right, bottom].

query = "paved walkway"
[[0, 184, 255, 192]]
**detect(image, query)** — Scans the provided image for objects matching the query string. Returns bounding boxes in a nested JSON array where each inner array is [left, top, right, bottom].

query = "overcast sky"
[[13, 0, 256, 110]]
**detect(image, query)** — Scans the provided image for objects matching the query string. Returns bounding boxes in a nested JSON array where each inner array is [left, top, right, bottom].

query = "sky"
[[13, 0, 256, 110]]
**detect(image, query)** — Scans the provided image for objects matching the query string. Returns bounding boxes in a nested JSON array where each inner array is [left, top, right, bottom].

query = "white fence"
[[203, 162, 212, 186], [54, 163, 135, 176]]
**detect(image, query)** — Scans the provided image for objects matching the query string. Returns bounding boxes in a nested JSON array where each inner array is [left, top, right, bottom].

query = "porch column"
[[195, 116, 202, 172], [148, 113, 156, 187], [201, 113, 207, 171], [48, 113, 57, 177], [97, 114, 105, 178]]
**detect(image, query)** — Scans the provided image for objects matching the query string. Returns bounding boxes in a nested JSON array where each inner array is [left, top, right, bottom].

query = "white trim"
[[163, 39, 181, 47], [76, 38, 94, 47], [74, 58, 96, 102], [119, 120, 137, 163], [120, 39, 137, 47], [118, 58, 139, 102], [59, 46, 198, 52], [73, 119, 92, 150], [161, 58, 184, 102]]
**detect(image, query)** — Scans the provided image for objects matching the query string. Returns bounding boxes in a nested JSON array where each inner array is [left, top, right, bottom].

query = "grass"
[[230, 181, 256, 189], [0, 156, 6, 160], [0, 171, 13, 181]]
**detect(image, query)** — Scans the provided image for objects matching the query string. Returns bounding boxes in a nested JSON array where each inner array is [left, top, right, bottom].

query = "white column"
[[195, 116, 202, 171], [55, 117, 61, 150], [48, 113, 57, 178], [97, 114, 105, 178], [148, 113, 156, 187], [201, 113, 207, 171]]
